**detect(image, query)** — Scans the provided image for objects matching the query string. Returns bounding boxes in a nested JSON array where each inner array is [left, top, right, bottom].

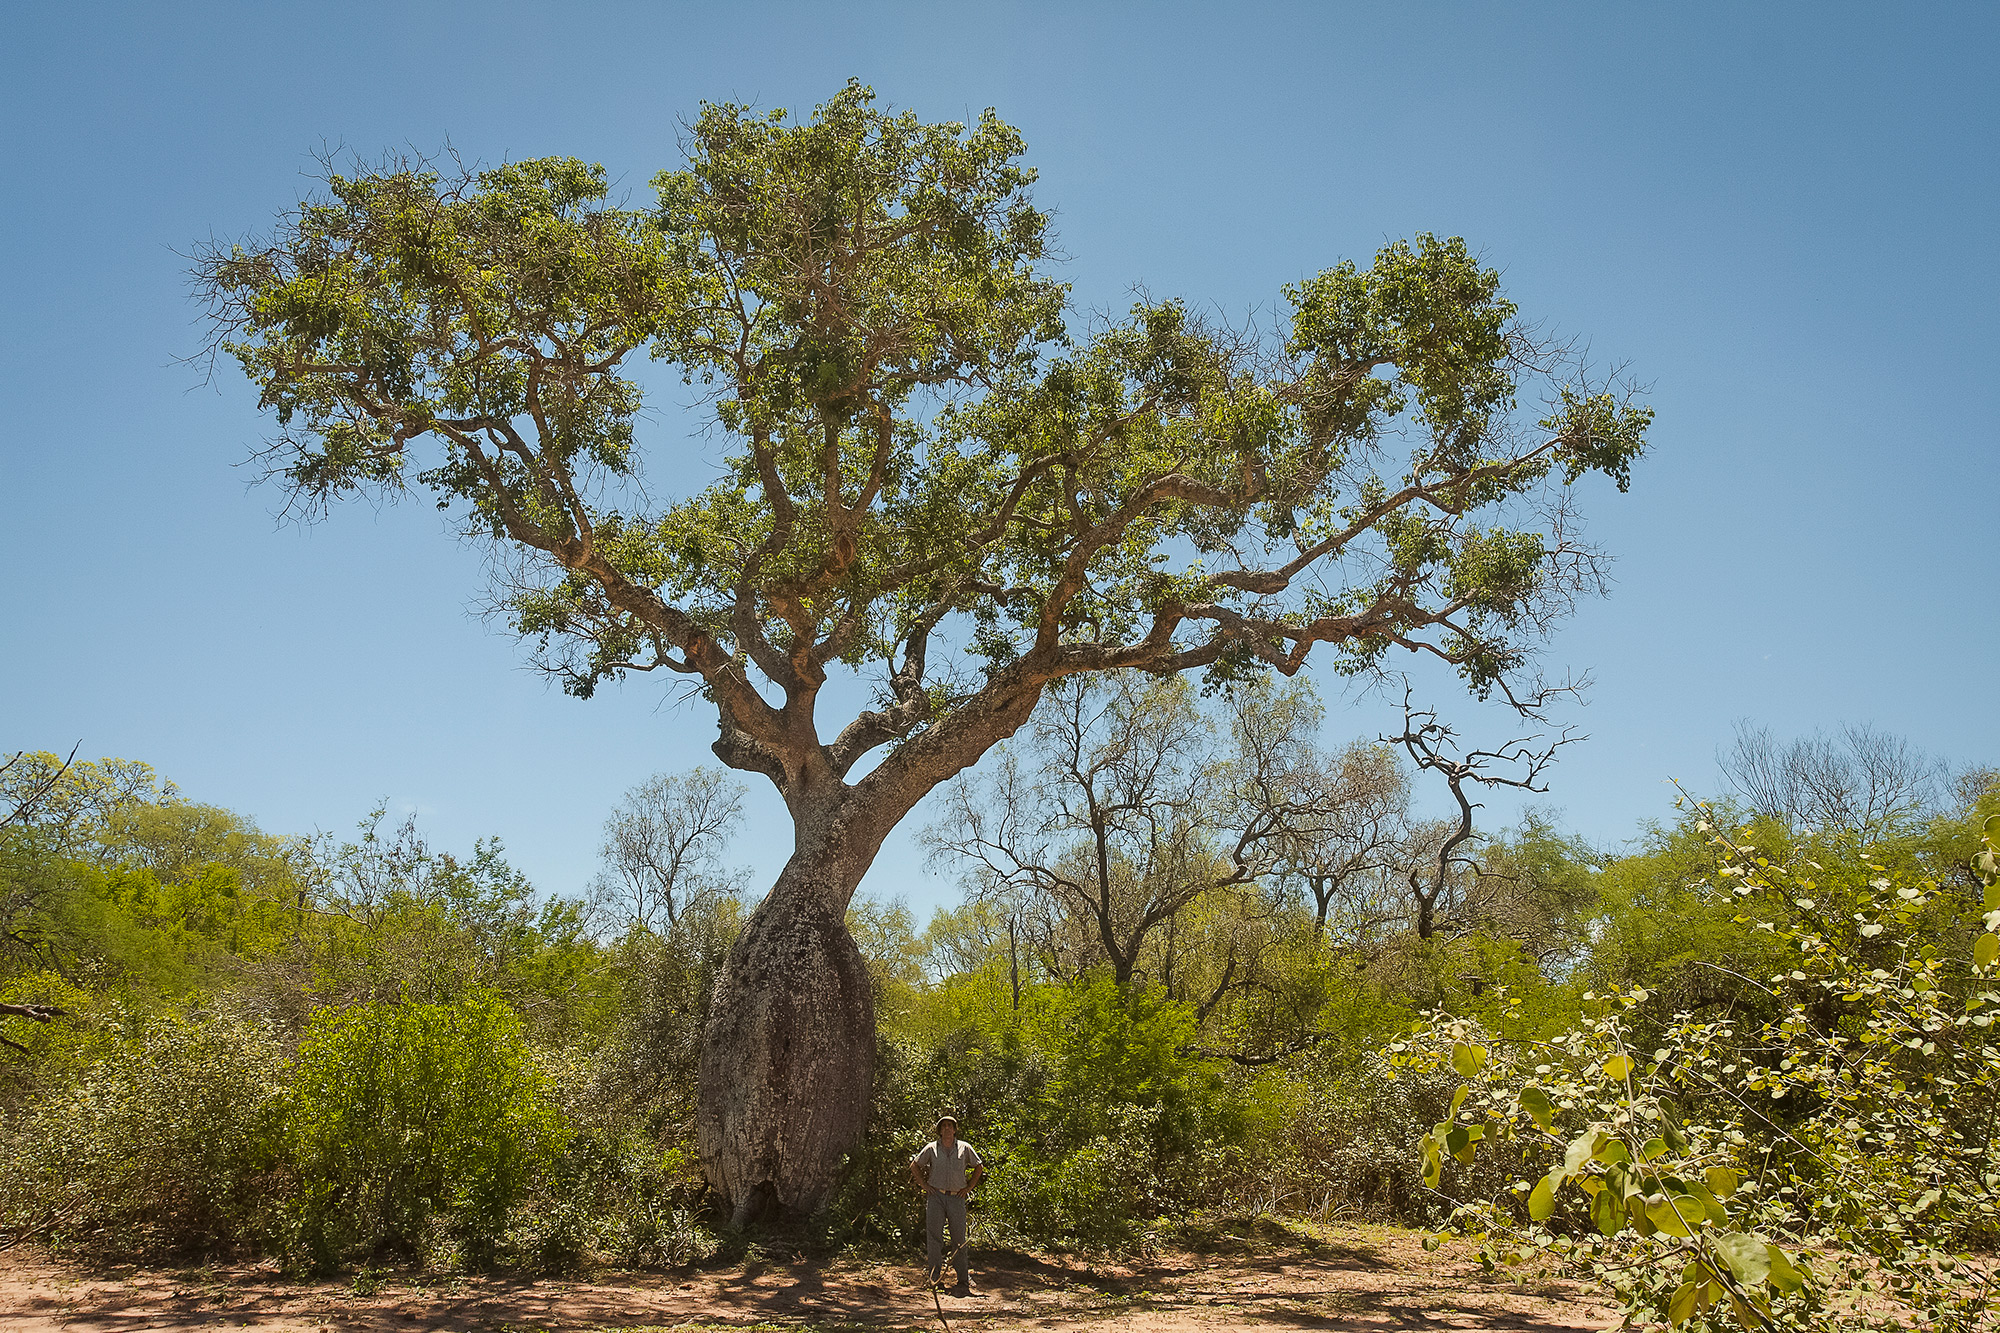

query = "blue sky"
[[3, 2, 1995, 914]]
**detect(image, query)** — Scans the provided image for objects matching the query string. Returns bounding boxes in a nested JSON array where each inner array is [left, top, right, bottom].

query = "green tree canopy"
[[198, 83, 1648, 834], [196, 81, 1652, 1221]]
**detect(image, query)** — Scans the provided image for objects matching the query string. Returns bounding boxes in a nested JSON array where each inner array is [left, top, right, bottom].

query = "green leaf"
[[1673, 1194, 1707, 1230], [1766, 1244, 1805, 1294], [1705, 1166, 1739, 1199], [1591, 1185, 1625, 1236], [1449, 1084, 1469, 1118], [1713, 1231, 1770, 1286], [1451, 1041, 1487, 1077], [1648, 1195, 1699, 1238], [1667, 1280, 1698, 1326], [1518, 1084, 1554, 1131], [1563, 1130, 1604, 1178], [1602, 1053, 1633, 1081], [1976, 933, 1999, 969], [1528, 1172, 1557, 1222]]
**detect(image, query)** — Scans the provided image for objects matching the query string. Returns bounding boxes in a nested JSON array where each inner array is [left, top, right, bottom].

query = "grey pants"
[[925, 1191, 969, 1281]]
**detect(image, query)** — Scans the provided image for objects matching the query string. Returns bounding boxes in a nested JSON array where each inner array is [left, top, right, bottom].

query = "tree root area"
[[0, 1228, 1616, 1333]]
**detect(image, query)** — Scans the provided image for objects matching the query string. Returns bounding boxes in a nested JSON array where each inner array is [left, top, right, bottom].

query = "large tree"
[[195, 82, 1651, 1222]]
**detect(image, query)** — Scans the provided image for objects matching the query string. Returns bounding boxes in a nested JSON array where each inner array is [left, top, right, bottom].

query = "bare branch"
[[1383, 683, 1580, 940], [0, 745, 79, 833]]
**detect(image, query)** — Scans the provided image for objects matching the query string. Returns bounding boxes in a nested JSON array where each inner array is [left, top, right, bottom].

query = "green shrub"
[[585, 902, 740, 1140], [848, 971, 1252, 1248], [1407, 809, 2000, 1331], [1012, 971, 1227, 1154], [508, 1123, 713, 1271], [283, 992, 568, 1268], [984, 1110, 1157, 1244], [1272, 1049, 1459, 1223], [0, 1003, 285, 1253]]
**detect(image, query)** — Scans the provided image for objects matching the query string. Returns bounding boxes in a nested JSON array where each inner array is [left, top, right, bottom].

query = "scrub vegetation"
[[1, 716, 1993, 1331]]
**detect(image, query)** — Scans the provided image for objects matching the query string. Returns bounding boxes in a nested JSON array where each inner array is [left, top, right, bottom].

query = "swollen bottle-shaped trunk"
[[696, 856, 875, 1226]]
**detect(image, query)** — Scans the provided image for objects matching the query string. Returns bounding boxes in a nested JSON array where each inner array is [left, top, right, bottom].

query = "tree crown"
[[197, 82, 1651, 831]]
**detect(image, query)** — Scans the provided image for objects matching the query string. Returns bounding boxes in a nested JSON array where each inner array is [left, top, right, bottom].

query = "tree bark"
[[696, 676, 1046, 1226], [697, 843, 876, 1226]]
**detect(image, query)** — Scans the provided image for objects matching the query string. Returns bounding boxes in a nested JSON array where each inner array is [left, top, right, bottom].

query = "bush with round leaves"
[[1400, 809, 2000, 1331]]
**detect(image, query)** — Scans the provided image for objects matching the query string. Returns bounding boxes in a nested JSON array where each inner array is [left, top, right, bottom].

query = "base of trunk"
[[696, 879, 875, 1225]]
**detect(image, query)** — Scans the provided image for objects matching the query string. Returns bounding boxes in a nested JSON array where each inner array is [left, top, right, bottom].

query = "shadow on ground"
[[0, 1227, 1613, 1333]]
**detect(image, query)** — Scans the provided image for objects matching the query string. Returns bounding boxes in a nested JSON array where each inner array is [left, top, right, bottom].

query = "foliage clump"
[[0, 1000, 284, 1253], [1404, 804, 2000, 1330], [283, 994, 569, 1267]]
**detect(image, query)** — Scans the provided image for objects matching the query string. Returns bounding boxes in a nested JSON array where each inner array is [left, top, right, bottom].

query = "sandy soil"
[[0, 1226, 1617, 1333]]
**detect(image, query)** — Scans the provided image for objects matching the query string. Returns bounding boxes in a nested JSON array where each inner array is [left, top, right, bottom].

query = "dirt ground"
[[0, 1226, 1618, 1333]]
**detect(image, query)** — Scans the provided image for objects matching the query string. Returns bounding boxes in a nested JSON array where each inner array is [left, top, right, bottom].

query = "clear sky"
[[3, 2, 1995, 914]]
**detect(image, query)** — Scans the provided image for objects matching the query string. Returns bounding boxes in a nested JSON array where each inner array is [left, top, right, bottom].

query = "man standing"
[[910, 1114, 985, 1292]]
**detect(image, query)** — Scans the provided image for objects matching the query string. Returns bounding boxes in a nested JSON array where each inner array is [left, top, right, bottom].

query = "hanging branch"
[[0, 1003, 62, 1055]]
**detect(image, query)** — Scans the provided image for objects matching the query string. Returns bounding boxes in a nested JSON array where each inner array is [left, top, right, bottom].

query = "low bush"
[[1278, 1049, 1460, 1224], [1407, 810, 2000, 1331], [509, 1128, 714, 1271], [282, 992, 569, 1269], [0, 1002, 285, 1254], [832, 971, 1256, 1249]]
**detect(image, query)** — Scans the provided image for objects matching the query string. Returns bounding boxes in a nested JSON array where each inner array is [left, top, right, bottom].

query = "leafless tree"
[[591, 768, 748, 933], [1262, 739, 1414, 941], [1954, 767, 2000, 814], [931, 673, 1375, 1065], [1228, 686, 1554, 957], [0, 748, 82, 1047], [1722, 721, 1945, 838], [1385, 696, 1577, 941], [929, 673, 1279, 986]]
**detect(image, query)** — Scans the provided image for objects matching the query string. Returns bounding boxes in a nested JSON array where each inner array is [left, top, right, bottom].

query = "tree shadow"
[[0, 1238, 1611, 1333]]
